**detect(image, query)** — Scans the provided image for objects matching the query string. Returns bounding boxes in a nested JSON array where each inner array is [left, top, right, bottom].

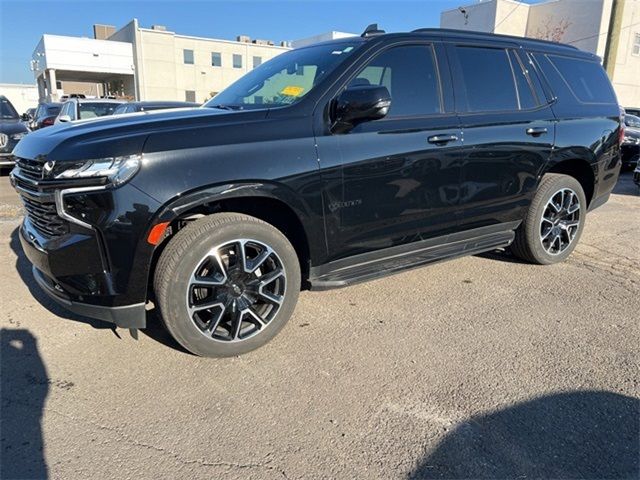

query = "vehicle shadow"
[[139, 307, 192, 355], [0, 328, 49, 479], [408, 390, 639, 479], [613, 171, 639, 196]]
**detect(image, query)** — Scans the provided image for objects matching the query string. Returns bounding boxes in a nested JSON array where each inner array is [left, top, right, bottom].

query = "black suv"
[[11, 27, 622, 357]]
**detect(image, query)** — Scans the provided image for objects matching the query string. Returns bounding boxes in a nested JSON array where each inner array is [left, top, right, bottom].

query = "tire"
[[511, 173, 587, 265], [153, 213, 301, 357]]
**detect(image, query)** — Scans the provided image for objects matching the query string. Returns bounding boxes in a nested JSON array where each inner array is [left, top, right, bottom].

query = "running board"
[[309, 224, 518, 290]]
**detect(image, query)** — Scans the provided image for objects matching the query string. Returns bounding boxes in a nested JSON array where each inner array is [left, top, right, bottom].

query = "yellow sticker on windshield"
[[281, 86, 305, 97]]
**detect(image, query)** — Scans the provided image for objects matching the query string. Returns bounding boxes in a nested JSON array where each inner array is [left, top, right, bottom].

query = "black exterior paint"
[[11, 30, 622, 327]]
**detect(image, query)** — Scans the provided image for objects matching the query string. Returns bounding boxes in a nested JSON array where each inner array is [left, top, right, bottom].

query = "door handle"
[[526, 127, 548, 136], [427, 134, 458, 144]]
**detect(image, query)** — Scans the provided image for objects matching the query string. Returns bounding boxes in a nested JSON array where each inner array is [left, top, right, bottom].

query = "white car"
[[55, 98, 125, 123]]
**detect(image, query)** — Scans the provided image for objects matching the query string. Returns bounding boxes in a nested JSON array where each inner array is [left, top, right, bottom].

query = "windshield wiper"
[[208, 104, 243, 111]]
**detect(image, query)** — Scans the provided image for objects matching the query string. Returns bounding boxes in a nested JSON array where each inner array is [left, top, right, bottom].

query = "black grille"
[[15, 156, 44, 182], [14, 157, 68, 238], [21, 195, 68, 237]]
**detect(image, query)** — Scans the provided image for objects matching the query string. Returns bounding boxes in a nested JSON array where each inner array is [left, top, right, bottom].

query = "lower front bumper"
[[32, 266, 146, 328]]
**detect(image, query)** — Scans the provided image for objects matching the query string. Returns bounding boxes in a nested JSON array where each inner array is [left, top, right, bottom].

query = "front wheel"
[[511, 173, 587, 265], [154, 213, 301, 357]]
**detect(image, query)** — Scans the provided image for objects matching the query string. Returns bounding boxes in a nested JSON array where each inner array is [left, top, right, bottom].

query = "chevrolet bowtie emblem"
[[42, 160, 55, 178]]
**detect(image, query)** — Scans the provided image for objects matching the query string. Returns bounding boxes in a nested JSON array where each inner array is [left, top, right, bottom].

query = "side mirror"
[[58, 115, 71, 123], [333, 85, 391, 132]]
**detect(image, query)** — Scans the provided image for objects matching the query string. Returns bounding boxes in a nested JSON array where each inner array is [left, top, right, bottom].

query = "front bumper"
[[32, 266, 146, 328]]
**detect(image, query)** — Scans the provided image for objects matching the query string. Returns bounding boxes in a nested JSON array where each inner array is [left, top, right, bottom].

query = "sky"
[[0, 0, 542, 84]]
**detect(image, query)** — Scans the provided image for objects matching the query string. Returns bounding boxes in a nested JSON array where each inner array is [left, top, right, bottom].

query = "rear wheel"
[[511, 173, 587, 265], [154, 213, 301, 357]]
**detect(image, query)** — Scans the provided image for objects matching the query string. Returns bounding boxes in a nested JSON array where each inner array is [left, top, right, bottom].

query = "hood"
[[0, 118, 29, 135], [13, 107, 267, 162]]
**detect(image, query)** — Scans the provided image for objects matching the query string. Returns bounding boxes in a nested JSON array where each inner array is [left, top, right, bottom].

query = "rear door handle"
[[427, 134, 459, 144], [526, 127, 548, 136]]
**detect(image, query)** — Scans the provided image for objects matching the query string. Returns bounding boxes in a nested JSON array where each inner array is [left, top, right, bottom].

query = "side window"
[[508, 50, 538, 109], [350, 45, 441, 117], [547, 55, 616, 104], [455, 46, 519, 112]]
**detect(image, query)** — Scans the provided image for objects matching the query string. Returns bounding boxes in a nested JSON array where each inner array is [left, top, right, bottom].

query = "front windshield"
[[0, 98, 19, 119], [204, 41, 361, 110]]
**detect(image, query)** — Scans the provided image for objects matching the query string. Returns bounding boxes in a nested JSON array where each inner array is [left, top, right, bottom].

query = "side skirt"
[[309, 222, 520, 290]]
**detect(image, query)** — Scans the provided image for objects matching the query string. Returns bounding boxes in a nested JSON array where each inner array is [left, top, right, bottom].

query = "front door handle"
[[526, 127, 548, 136], [427, 134, 459, 145]]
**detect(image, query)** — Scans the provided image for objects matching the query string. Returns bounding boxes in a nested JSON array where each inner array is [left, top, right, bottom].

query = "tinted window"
[[508, 50, 538, 109], [47, 106, 60, 116], [455, 46, 518, 112], [351, 45, 441, 117], [211, 52, 222, 67], [0, 97, 19, 119], [548, 55, 616, 104], [183, 49, 194, 65]]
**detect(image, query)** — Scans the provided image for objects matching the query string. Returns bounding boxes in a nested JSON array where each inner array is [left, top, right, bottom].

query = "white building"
[[31, 20, 291, 104], [0, 84, 39, 115], [441, 0, 640, 107], [292, 31, 356, 48]]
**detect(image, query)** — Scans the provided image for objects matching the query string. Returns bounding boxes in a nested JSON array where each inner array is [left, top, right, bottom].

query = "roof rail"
[[411, 27, 579, 50], [361, 24, 385, 38]]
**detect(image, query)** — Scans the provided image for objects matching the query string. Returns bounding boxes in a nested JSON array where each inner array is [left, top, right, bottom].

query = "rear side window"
[[454, 46, 519, 112], [351, 45, 441, 117], [547, 55, 616, 104]]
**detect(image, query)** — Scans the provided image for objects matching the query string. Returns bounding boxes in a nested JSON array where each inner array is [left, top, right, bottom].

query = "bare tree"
[[531, 15, 572, 43]]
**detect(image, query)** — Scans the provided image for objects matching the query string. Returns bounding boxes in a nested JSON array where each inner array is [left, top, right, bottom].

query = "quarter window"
[[455, 46, 519, 112], [183, 49, 194, 65], [211, 52, 222, 67], [350, 45, 441, 117], [185, 90, 196, 102], [548, 54, 616, 104], [233, 54, 243, 69]]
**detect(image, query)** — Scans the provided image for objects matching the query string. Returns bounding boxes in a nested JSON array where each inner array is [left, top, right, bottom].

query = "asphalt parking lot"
[[1, 172, 639, 479]]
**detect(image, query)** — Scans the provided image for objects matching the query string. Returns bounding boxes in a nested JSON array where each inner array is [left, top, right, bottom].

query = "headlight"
[[11, 132, 27, 140], [54, 154, 141, 186]]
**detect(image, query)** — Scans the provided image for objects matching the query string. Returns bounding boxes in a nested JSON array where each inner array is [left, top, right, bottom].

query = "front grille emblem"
[[42, 160, 55, 178], [0, 133, 7, 148]]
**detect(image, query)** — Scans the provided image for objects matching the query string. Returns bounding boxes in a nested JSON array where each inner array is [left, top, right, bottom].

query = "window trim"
[[211, 52, 222, 67], [183, 49, 194, 65], [632, 32, 640, 57], [507, 49, 546, 111], [334, 41, 446, 121]]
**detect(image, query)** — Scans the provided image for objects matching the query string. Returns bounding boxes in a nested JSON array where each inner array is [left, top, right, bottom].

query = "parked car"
[[624, 107, 640, 117], [621, 114, 640, 169], [0, 95, 29, 168], [55, 98, 124, 123], [31, 102, 62, 130], [634, 162, 640, 187], [59, 93, 86, 102], [24, 107, 36, 122], [113, 101, 200, 115], [11, 27, 622, 357]]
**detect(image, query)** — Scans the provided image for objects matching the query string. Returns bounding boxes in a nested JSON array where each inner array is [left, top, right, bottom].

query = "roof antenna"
[[361, 23, 385, 37]]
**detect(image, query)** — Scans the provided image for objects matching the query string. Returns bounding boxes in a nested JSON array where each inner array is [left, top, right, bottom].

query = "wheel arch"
[[145, 182, 324, 293], [542, 157, 596, 207]]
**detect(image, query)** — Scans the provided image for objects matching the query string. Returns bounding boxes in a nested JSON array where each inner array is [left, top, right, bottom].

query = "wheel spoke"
[[564, 220, 579, 229], [541, 227, 554, 240], [244, 308, 266, 327], [244, 246, 272, 274], [205, 305, 225, 335], [190, 300, 224, 314], [567, 202, 580, 214], [190, 250, 227, 286], [231, 308, 244, 340]]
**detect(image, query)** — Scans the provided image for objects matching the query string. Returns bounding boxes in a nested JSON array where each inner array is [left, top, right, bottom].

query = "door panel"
[[447, 43, 555, 230], [315, 43, 463, 261]]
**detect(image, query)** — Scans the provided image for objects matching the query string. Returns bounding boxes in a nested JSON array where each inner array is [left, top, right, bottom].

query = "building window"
[[211, 52, 222, 67], [183, 49, 194, 65], [633, 33, 640, 56], [185, 90, 196, 102], [55, 81, 62, 89], [253, 56, 262, 69], [233, 54, 243, 69]]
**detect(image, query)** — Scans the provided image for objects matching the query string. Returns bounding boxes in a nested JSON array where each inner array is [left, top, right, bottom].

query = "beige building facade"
[[32, 19, 290, 104], [441, 0, 640, 108]]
